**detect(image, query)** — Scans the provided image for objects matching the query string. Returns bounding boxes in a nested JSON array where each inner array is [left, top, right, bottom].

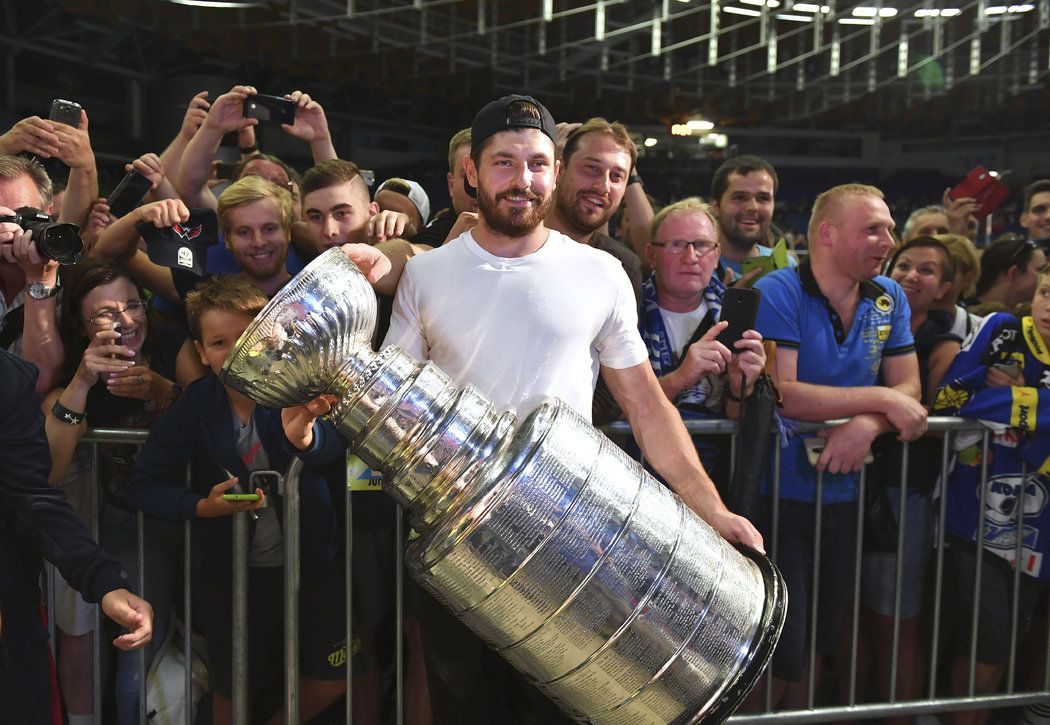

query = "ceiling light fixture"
[[724, 6, 763, 16], [840, 16, 876, 23], [777, 12, 814, 20]]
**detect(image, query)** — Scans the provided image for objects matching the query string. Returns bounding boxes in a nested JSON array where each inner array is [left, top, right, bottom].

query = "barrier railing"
[[44, 418, 1050, 724]]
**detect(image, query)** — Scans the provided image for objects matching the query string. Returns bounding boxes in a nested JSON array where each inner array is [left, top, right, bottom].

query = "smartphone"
[[106, 169, 154, 219], [716, 287, 761, 349], [360, 169, 376, 188], [49, 99, 82, 127], [948, 166, 1011, 220], [222, 493, 261, 502], [243, 94, 296, 126], [804, 436, 874, 467]]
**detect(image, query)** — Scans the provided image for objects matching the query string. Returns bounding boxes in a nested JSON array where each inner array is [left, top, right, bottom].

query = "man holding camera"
[[0, 154, 68, 393]]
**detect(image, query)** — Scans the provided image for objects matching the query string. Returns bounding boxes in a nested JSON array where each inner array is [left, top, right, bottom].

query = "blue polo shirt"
[[754, 262, 915, 503]]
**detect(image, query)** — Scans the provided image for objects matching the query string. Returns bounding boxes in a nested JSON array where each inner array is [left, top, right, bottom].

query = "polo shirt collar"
[[795, 259, 884, 343]]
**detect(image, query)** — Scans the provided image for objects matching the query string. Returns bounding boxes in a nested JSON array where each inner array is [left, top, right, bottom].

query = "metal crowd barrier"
[[44, 418, 1050, 724]]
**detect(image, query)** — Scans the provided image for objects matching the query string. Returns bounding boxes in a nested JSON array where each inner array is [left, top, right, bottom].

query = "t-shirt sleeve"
[[381, 260, 429, 361], [595, 264, 648, 369], [884, 280, 916, 356], [755, 271, 801, 349]]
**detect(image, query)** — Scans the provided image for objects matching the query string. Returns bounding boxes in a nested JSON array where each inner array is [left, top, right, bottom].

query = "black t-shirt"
[[413, 210, 455, 248]]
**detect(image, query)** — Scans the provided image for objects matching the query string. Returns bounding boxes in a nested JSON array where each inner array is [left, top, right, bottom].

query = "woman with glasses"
[[965, 234, 1046, 317], [41, 258, 187, 725]]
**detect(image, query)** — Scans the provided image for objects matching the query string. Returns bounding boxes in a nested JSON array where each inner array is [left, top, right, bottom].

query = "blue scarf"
[[640, 274, 726, 415]]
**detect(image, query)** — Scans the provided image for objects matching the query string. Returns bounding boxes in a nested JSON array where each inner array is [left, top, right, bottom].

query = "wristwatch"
[[26, 282, 59, 300]]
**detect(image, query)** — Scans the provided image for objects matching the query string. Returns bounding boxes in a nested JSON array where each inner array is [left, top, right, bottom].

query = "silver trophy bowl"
[[221, 248, 786, 723]]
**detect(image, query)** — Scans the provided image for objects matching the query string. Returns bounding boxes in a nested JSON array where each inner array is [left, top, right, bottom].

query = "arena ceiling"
[[6, 0, 1050, 140]]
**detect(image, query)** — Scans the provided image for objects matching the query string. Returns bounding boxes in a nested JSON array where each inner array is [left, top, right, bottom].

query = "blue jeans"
[[100, 504, 181, 725]]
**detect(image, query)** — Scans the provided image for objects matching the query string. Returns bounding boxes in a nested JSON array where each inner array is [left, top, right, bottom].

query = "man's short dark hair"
[[233, 153, 294, 185], [1024, 179, 1050, 212], [710, 155, 779, 204], [469, 97, 552, 166], [301, 159, 364, 197]]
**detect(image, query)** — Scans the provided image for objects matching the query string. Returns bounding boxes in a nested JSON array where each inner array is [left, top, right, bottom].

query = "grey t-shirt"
[[233, 413, 284, 568]]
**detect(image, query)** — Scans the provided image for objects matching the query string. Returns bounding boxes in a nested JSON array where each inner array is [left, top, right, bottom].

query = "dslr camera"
[[0, 206, 83, 265]]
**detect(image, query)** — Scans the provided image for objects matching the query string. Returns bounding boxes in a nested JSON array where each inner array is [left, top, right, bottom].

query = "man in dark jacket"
[[0, 348, 152, 724]]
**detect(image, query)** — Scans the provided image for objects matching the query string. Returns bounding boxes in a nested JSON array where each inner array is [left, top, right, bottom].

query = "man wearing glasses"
[[641, 198, 767, 484]]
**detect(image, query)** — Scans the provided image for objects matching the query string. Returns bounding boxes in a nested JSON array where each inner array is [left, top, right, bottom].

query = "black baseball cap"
[[137, 208, 219, 278], [470, 94, 557, 153], [465, 95, 557, 199]]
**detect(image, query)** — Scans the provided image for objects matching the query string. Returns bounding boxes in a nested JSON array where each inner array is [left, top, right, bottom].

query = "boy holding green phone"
[[126, 274, 351, 724]]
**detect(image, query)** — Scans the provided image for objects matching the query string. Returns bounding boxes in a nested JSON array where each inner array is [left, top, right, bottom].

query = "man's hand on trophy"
[[282, 395, 337, 450], [340, 243, 391, 284]]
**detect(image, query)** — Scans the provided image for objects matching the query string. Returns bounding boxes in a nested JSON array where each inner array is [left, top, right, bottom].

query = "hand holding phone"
[[948, 166, 1010, 220], [222, 493, 261, 502]]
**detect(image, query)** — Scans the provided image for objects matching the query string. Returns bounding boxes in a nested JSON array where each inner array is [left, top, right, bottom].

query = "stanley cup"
[[221, 248, 786, 724]]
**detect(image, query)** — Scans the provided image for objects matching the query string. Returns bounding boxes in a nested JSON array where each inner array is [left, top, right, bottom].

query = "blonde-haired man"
[[751, 183, 927, 709]]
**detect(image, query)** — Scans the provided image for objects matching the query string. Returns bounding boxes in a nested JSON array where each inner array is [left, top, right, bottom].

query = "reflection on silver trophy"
[[221, 248, 786, 723]]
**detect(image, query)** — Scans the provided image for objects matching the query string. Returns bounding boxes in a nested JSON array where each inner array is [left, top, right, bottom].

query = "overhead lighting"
[[777, 12, 815, 20], [740, 0, 782, 6], [792, 3, 831, 11], [1009, 3, 1034, 10], [986, 5, 1008, 11], [852, 5, 898, 16], [918, 7, 962, 15], [686, 119, 715, 130], [671, 124, 692, 136], [840, 16, 875, 23], [724, 5, 763, 15], [644, 137, 658, 147], [941, 7, 961, 14], [168, 0, 264, 7]]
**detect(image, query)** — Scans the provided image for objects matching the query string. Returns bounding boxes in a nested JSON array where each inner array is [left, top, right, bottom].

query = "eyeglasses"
[[88, 300, 148, 327], [650, 239, 720, 257]]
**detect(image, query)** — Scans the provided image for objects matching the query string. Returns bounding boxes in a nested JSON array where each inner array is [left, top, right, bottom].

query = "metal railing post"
[[285, 458, 304, 725], [232, 509, 250, 724]]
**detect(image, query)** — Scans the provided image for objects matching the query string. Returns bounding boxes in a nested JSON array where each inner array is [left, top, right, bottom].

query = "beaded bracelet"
[[51, 400, 86, 426]]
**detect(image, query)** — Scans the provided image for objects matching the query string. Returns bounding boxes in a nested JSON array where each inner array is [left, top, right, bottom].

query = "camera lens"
[[36, 223, 84, 265]]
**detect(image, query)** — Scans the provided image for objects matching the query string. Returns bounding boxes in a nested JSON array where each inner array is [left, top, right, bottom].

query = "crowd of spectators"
[[0, 86, 1048, 725]]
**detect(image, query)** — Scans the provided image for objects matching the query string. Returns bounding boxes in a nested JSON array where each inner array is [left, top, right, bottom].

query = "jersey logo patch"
[[874, 294, 894, 313]]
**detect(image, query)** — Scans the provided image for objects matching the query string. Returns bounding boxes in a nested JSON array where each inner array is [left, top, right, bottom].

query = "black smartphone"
[[49, 99, 82, 127], [106, 169, 154, 219], [716, 287, 761, 349], [243, 94, 296, 126]]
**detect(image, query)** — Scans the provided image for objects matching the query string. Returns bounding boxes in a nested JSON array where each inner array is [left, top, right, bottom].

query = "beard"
[[477, 184, 552, 238], [720, 215, 770, 253], [555, 184, 615, 237]]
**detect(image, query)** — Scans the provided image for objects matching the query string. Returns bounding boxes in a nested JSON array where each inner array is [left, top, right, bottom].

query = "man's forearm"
[[59, 166, 98, 228], [310, 137, 338, 164], [175, 126, 223, 208], [629, 395, 728, 522], [22, 298, 63, 394], [778, 380, 896, 421]]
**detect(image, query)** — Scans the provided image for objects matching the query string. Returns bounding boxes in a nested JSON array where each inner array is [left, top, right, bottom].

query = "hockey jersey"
[[933, 313, 1050, 580]]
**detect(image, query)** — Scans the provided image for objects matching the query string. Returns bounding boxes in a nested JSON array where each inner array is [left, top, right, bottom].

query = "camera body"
[[0, 207, 84, 265]]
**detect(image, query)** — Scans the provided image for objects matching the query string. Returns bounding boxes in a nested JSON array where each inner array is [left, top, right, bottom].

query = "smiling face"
[[713, 170, 775, 252], [303, 179, 378, 254], [466, 128, 557, 239], [554, 131, 631, 238], [647, 210, 721, 309], [80, 277, 148, 358], [822, 193, 897, 281], [1022, 191, 1050, 241], [890, 245, 950, 316], [224, 198, 289, 284]]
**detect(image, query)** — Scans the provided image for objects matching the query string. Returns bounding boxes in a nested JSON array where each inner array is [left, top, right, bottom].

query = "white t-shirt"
[[659, 301, 709, 357], [383, 229, 648, 421]]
